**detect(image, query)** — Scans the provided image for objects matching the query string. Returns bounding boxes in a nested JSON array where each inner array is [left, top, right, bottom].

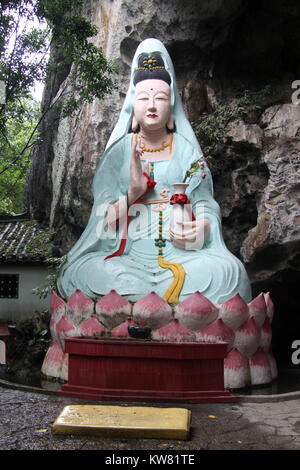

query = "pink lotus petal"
[[41, 340, 64, 379], [67, 289, 94, 325], [96, 290, 132, 329], [56, 315, 77, 351], [96, 289, 131, 313], [196, 318, 234, 350], [233, 316, 260, 358], [152, 318, 196, 342], [219, 293, 249, 331], [60, 353, 69, 381], [249, 347, 272, 385], [248, 293, 267, 327], [49, 314, 57, 341], [264, 292, 274, 323], [175, 291, 218, 330], [132, 291, 172, 330], [50, 290, 65, 322], [224, 348, 250, 389], [111, 318, 137, 338], [260, 317, 272, 352], [77, 315, 106, 337]]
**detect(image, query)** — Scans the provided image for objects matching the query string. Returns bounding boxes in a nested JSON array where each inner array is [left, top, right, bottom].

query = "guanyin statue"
[[56, 38, 252, 305]]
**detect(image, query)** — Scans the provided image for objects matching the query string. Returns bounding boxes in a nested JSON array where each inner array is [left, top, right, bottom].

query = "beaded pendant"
[[148, 161, 185, 303]]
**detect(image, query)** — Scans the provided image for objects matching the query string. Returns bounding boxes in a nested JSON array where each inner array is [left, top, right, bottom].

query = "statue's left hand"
[[170, 219, 210, 250], [128, 136, 149, 205]]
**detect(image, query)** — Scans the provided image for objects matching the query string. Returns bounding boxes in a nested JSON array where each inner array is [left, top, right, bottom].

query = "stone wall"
[[0, 264, 51, 322]]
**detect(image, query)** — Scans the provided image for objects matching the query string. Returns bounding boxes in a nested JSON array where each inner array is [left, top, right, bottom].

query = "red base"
[[57, 337, 235, 403]]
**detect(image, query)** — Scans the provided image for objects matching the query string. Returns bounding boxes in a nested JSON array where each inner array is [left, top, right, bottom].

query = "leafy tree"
[[0, 96, 39, 214], [193, 86, 271, 166], [0, 0, 118, 214]]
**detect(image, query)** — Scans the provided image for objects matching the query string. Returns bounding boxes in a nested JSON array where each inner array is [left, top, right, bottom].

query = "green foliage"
[[184, 159, 202, 182], [38, 2, 119, 117], [33, 255, 67, 299], [0, 0, 118, 214], [28, 327, 48, 346], [193, 86, 271, 163], [6, 310, 51, 372], [0, 1, 49, 108], [57, 26, 119, 117], [0, 0, 117, 114], [0, 96, 40, 214]]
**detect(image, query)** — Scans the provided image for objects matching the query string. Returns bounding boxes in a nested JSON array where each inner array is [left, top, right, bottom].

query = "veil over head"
[[105, 38, 202, 154]]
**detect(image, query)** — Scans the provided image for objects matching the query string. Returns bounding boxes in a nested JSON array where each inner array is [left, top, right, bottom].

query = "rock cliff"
[[24, 0, 300, 362]]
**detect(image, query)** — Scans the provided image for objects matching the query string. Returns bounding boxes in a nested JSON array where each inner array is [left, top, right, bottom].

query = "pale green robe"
[[57, 132, 252, 303], [56, 38, 252, 304]]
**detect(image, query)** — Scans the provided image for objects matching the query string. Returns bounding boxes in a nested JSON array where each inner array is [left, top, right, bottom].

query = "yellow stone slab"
[[52, 405, 191, 440]]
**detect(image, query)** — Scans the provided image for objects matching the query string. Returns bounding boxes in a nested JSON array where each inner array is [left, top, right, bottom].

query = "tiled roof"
[[0, 217, 53, 263]]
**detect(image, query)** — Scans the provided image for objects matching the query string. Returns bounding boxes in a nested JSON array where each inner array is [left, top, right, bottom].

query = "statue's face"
[[133, 79, 171, 131]]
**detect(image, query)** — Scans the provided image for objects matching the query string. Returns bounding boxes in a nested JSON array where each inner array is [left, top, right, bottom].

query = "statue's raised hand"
[[128, 136, 149, 205]]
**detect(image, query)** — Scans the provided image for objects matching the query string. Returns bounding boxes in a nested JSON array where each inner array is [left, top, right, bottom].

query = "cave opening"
[[252, 269, 300, 370]]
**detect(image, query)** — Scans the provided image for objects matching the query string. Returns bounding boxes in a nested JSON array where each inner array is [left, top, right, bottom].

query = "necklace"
[[135, 133, 173, 154]]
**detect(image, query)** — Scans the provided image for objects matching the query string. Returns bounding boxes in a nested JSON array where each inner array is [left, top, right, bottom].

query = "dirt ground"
[[0, 382, 299, 454]]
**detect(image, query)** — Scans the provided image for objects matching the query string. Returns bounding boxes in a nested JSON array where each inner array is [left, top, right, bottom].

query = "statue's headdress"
[[133, 53, 171, 86], [105, 38, 202, 155]]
